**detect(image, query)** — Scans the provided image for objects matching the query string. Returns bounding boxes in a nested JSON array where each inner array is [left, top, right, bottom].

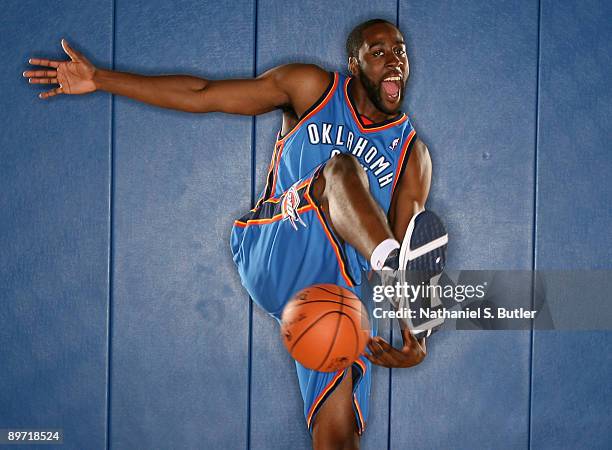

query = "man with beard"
[[24, 19, 448, 450]]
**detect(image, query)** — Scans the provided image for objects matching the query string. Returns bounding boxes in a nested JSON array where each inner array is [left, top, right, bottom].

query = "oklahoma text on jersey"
[[306, 122, 396, 188]]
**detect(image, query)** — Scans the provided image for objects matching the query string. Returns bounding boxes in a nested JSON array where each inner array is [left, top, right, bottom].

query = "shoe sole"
[[399, 210, 448, 338]]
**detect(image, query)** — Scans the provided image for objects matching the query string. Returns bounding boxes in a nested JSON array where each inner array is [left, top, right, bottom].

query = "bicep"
[[199, 76, 287, 115], [389, 139, 432, 241], [195, 64, 329, 116]]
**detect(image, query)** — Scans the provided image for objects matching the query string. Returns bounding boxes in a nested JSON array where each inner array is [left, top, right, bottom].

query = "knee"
[[312, 419, 360, 450], [313, 431, 360, 450], [323, 153, 368, 187]]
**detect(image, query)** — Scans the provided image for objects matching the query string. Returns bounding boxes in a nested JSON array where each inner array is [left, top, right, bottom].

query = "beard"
[[358, 66, 404, 115]]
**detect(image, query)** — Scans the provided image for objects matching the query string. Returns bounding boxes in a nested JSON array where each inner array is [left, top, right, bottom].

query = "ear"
[[348, 56, 359, 76]]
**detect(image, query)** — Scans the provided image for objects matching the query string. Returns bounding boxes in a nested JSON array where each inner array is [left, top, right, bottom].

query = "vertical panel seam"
[[528, 0, 543, 449], [389, 5, 400, 450], [246, 0, 258, 449], [105, 0, 117, 449]]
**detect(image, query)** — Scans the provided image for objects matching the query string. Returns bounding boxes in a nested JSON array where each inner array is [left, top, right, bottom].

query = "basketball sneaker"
[[381, 210, 448, 339]]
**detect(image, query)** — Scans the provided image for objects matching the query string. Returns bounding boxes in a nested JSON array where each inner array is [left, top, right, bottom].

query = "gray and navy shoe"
[[383, 210, 448, 339]]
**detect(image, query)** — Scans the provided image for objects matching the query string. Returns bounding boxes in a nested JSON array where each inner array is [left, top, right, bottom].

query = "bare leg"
[[312, 371, 360, 450], [311, 153, 395, 260]]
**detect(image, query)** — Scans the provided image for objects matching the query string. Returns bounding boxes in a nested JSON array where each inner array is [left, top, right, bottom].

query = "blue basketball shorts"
[[230, 164, 373, 434]]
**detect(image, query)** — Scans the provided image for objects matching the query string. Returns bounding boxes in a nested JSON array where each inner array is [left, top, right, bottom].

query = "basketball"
[[280, 284, 370, 372]]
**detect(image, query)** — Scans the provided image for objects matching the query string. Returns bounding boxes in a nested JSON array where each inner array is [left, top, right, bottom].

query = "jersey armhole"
[[390, 130, 418, 196], [277, 71, 337, 141]]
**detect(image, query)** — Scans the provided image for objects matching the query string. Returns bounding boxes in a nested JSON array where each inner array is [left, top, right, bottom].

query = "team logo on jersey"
[[281, 185, 307, 230], [389, 137, 400, 151]]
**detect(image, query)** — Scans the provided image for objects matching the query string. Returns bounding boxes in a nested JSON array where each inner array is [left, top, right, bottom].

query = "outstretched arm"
[[23, 39, 330, 116]]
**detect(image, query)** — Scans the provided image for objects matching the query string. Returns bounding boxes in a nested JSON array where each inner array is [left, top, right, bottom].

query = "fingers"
[[364, 348, 397, 367], [375, 337, 394, 350], [365, 336, 401, 367], [23, 70, 58, 78], [61, 39, 79, 61], [367, 338, 384, 357], [23, 69, 59, 91], [27, 38, 79, 69], [29, 78, 58, 85], [28, 58, 61, 68], [364, 352, 386, 366], [39, 87, 64, 99], [364, 346, 388, 366]]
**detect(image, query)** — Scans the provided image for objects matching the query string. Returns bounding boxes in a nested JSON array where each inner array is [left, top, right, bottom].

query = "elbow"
[[188, 83, 215, 113]]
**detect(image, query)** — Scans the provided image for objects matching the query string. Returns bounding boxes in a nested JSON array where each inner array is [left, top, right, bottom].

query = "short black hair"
[[346, 19, 396, 59]]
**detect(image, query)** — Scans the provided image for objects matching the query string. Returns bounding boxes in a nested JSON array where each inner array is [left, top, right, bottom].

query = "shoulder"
[[271, 63, 330, 86], [268, 64, 332, 116], [411, 138, 430, 158], [405, 137, 432, 175]]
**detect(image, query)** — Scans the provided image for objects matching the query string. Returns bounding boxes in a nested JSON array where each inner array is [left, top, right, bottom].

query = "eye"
[[372, 50, 384, 57], [394, 48, 406, 56]]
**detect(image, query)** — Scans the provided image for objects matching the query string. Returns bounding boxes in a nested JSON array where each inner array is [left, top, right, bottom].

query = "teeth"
[[384, 76, 401, 81]]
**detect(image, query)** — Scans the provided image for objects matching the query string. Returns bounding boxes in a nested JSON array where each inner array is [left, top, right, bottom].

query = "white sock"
[[370, 238, 400, 270]]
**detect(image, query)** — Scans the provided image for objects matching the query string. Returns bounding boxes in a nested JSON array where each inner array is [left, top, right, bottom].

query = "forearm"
[[389, 139, 431, 241], [93, 69, 209, 112]]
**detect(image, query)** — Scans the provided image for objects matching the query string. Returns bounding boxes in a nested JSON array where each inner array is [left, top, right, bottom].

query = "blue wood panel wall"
[[531, 1, 612, 449], [1, 1, 113, 449], [392, 2, 538, 448], [109, 1, 253, 448], [1, 0, 610, 449]]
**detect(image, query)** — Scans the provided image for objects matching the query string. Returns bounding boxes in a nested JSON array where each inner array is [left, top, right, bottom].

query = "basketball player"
[[24, 19, 448, 449]]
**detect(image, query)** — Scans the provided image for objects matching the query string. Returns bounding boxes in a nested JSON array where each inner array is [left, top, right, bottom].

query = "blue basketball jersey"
[[258, 72, 417, 216]]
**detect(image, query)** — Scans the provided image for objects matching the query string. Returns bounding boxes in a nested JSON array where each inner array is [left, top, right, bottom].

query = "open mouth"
[[381, 75, 402, 102]]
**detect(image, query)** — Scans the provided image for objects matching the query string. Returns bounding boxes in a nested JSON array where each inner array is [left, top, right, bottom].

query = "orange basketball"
[[280, 284, 371, 372]]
